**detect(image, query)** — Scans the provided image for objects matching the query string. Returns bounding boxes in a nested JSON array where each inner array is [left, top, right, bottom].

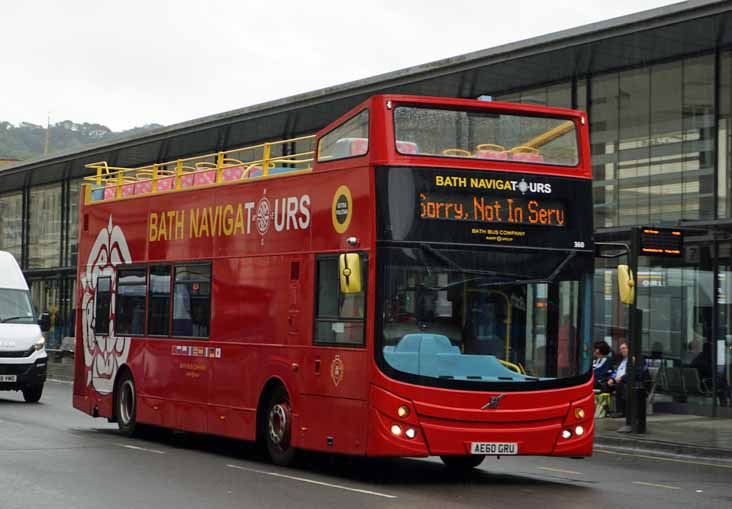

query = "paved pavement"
[[1, 381, 731, 509], [595, 414, 732, 460]]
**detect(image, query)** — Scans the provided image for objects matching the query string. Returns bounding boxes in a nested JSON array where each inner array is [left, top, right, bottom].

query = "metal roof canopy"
[[2, 0, 732, 193]]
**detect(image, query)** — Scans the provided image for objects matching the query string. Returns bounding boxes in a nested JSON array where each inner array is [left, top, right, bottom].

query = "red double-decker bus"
[[73, 95, 595, 469]]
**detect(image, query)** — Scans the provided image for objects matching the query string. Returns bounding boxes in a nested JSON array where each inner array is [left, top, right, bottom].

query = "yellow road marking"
[[633, 481, 681, 490], [537, 466, 582, 475], [596, 449, 732, 470]]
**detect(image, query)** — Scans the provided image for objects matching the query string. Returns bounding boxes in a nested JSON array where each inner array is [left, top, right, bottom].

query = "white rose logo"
[[80, 216, 132, 395]]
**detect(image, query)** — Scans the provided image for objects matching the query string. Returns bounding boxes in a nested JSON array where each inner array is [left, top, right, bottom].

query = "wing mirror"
[[339, 253, 362, 294], [617, 264, 635, 305]]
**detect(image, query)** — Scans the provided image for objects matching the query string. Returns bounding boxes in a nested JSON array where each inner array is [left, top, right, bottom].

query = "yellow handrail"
[[499, 360, 526, 375], [83, 134, 317, 204]]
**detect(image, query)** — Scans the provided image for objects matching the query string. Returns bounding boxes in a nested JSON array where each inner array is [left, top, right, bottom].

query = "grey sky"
[[2, 0, 676, 131]]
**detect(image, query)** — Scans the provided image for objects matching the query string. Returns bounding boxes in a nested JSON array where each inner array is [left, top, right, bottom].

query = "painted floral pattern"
[[80, 216, 132, 395]]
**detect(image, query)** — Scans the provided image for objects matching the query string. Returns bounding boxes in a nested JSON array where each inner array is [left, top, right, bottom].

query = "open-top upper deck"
[[82, 95, 590, 205]]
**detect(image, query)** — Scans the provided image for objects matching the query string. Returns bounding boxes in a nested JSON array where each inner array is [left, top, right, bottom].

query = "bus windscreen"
[[394, 106, 579, 167]]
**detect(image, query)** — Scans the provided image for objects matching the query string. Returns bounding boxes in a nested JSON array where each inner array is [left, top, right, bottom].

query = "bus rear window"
[[393, 106, 579, 167]]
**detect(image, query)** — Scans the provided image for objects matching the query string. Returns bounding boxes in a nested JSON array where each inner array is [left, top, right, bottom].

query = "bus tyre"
[[115, 373, 138, 437], [22, 384, 43, 403], [440, 455, 485, 470], [265, 386, 296, 466]]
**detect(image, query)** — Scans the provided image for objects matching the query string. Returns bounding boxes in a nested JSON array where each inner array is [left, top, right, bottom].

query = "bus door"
[[299, 254, 370, 454]]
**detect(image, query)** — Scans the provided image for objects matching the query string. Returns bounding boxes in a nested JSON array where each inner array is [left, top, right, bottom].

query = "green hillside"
[[0, 120, 163, 161]]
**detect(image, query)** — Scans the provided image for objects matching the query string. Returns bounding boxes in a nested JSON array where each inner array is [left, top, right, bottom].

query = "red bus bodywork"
[[73, 95, 594, 459]]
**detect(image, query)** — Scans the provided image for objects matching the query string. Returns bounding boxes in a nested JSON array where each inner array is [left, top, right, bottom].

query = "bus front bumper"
[[366, 385, 594, 458]]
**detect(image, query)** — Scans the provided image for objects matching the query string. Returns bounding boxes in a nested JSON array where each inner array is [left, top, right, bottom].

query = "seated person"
[[606, 341, 629, 417], [592, 341, 612, 390]]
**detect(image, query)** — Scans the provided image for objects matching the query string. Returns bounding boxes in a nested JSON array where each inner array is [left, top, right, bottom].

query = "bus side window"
[[173, 263, 211, 339], [116, 267, 147, 336], [314, 255, 366, 346], [317, 109, 369, 162], [148, 265, 172, 336], [95, 276, 111, 335]]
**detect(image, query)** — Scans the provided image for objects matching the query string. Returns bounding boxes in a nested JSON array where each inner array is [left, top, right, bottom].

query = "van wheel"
[[22, 384, 43, 403], [440, 455, 485, 470], [115, 372, 138, 437], [265, 386, 297, 466]]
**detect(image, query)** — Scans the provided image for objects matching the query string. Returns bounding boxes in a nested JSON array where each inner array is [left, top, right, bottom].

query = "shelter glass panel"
[[719, 51, 732, 219], [28, 182, 62, 269], [0, 192, 23, 262], [68, 179, 81, 267]]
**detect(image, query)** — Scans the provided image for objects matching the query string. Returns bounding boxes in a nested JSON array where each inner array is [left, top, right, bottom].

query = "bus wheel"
[[440, 455, 485, 470], [115, 372, 138, 437], [22, 384, 43, 403], [266, 386, 296, 466]]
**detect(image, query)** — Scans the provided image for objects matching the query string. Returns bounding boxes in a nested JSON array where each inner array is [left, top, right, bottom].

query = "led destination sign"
[[640, 227, 683, 257], [419, 192, 566, 227], [376, 167, 592, 249]]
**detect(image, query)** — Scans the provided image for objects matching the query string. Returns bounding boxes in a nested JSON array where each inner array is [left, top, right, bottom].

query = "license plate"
[[0, 375, 17, 382], [471, 442, 518, 455]]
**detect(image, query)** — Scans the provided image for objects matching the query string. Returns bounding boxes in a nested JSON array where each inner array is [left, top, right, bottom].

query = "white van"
[[0, 251, 46, 402]]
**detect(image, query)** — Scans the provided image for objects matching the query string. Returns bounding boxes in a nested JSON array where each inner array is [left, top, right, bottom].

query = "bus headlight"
[[397, 405, 410, 418], [33, 336, 45, 352], [562, 429, 572, 439], [574, 408, 585, 420], [575, 426, 584, 436], [390, 425, 402, 436], [405, 428, 416, 439]]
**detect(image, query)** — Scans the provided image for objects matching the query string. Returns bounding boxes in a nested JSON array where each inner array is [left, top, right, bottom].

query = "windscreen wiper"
[[419, 244, 524, 279], [474, 250, 577, 288]]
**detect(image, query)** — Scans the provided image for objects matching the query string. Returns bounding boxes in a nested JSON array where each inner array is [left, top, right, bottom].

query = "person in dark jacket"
[[593, 341, 612, 390]]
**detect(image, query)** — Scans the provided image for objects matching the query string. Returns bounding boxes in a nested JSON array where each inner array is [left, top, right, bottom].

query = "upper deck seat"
[[332, 137, 368, 159], [511, 146, 544, 163], [103, 185, 116, 200], [247, 166, 299, 178], [89, 186, 105, 201], [474, 144, 509, 160], [396, 141, 419, 154], [180, 174, 195, 187], [193, 170, 216, 186], [156, 176, 175, 191], [221, 166, 244, 181], [512, 152, 545, 163], [134, 179, 153, 195]]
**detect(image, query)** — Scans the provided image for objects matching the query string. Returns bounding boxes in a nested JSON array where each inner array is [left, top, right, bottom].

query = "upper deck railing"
[[83, 134, 316, 205]]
